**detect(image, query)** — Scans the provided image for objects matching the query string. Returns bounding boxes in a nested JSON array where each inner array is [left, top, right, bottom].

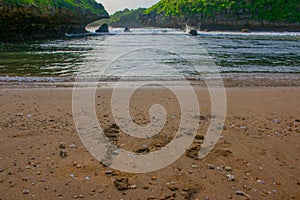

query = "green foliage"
[[1, 0, 108, 16], [145, 0, 300, 23], [90, 8, 146, 27], [109, 8, 146, 24]]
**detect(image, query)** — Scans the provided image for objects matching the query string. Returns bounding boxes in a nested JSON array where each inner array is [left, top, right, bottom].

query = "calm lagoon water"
[[0, 28, 299, 82]]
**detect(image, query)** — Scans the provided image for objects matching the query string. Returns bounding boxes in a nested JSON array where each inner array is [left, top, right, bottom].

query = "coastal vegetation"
[[90, 8, 146, 28], [0, 0, 108, 41], [1, 0, 108, 15], [106, 0, 300, 31], [109, 8, 146, 26], [145, 0, 300, 23]]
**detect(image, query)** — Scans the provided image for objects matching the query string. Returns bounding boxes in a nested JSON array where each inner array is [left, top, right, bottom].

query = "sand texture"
[[0, 86, 300, 199]]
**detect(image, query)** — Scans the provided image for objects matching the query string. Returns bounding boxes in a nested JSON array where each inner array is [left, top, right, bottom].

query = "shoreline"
[[1, 73, 300, 88]]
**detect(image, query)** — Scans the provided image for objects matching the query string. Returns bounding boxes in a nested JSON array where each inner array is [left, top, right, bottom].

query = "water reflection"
[[0, 29, 299, 81]]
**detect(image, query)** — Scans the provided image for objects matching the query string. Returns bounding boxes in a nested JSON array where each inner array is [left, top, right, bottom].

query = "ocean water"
[[0, 28, 299, 82]]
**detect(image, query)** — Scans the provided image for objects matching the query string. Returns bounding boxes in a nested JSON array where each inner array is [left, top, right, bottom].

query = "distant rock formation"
[[95, 23, 109, 32], [0, 0, 109, 41], [109, 8, 146, 28]]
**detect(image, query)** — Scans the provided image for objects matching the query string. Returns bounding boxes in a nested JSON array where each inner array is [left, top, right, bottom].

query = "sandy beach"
[[0, 84, 300, 199]]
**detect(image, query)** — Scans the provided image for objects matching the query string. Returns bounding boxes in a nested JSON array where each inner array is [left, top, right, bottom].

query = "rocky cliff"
[[141, 0, 300, 32], [0, 0, 109, 41]]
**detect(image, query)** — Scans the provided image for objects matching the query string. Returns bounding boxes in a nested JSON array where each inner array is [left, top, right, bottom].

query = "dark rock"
[[96, 23, 109, 33], [124, 27, 131, 32], [189, 29, 198, 36]]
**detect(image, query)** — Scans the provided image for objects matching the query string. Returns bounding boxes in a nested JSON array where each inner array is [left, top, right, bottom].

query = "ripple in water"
[[0, 29, 299, 82]]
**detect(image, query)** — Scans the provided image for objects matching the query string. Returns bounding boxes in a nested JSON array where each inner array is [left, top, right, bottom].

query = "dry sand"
[[0, 85, 300, 199]]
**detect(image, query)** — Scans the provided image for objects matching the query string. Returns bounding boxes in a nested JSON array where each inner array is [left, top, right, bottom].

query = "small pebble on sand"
[[235, 190, 247, 196], [257, 179, 266, 184], [225, 166, 232, 171], [217, 166, 224, 171], [70, 174, 76, 179], [227, 174, 235, 181], [104, 170, 112, 175], [128, 184, 137, 189], [22, 190, 29, 194], [207, 164, 214, 169], [59, 142, 66, 149]]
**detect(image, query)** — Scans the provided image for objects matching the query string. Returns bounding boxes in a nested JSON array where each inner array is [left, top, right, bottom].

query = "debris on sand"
[[195, 135, 205, 140], [182, 187, 198, 199], [235, 190, 248, 197], [227, 174, 235, 181], [225, 166, 232, 171], [135, 146, 150, 153], [185, 144, 201, 159], [114, 177, 129, 190], [59, 142, 66, 149], [60, 150, 67, 158], [104, 124, 120, 142], [207, 164, 215, 170]]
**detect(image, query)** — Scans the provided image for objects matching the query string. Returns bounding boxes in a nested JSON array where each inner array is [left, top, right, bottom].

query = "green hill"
[[142, 0, 300, 31], [0, 0, 109, 41], [109, 8, 146, 27], [90, 8, 146, 28]]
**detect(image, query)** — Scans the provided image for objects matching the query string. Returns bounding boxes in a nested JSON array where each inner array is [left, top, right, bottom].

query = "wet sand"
[[0, 85, 300, 199]]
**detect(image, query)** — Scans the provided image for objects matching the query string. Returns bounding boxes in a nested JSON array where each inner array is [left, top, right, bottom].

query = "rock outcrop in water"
[[141, 0, 300, 32], [95, 23, 109, 32], [189, 29, 198, 36], [0, 0, 109, 41]]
